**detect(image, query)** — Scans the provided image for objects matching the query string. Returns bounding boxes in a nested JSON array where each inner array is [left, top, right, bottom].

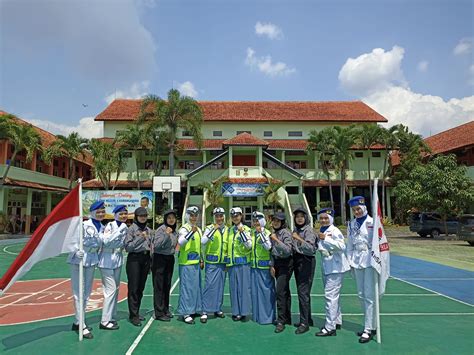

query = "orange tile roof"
[[0, 110, 93, 166], [223, 133, 269, 147], [303, 179, 392, 187], [424, 120, 474, 154], [228, 177, 268, 184], [2, 177, 70, 192], [95, 99, 388, 123]]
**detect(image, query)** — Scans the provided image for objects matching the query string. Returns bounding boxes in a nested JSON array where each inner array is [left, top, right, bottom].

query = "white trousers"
[[322, 272, 344, 330], [353, 267, 376, 330], [99, 267, 122, 323], [70, 264, 96, 325]]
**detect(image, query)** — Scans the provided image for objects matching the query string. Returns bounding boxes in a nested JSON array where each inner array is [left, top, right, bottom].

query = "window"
[[211, 161, 225, 169], [286, 150, 306, 156], [318, 159, 335, 170], [372, 152, 381, 158], [288, 131, 303, 137], [144, 160, 154, 170], [286, 186, 299, 194], [179, 160, 202, 170], [237, 131, 251, 135], [36, 165, 42, 173], [262, 161, 279, 169], [210, 150, 224, 156], [286, 160, 307, 169], [264, 131, 272, 137], [182, 130, 192, 137], [122, 151, 132, 158], [355, 152, 364, 158], [213, 131, 222, 137]]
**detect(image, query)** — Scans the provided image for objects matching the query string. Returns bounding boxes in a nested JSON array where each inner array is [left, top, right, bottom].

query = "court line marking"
[[0, 279, 70, 309], [396, 278, 474, 281], [2, 245, 19, 256], [142, 293, 440, 297], [125, 278, 180, 355], [391, 276, 474, 308]]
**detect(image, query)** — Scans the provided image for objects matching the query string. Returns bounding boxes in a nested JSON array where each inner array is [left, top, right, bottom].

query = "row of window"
[[182, 131, 304, 137]]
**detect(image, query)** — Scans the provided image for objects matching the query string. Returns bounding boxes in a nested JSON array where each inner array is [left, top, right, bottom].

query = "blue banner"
[[222, 183, 266, 197]]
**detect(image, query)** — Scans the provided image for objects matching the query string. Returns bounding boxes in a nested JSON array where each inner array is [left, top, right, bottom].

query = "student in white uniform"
[[346, 196, 376, 344], [98, 204, 128, 330], [315, 208, 350, 337], [68, 200, 105, 339]]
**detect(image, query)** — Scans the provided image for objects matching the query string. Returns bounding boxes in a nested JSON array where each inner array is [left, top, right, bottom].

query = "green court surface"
[[1, 242, 473, 355]]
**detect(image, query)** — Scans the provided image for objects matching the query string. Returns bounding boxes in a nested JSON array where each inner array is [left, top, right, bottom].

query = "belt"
[[101, 247, 122, 253]]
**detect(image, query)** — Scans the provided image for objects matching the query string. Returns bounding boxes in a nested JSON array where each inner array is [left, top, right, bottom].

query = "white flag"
[[370, 179, 390, 296]]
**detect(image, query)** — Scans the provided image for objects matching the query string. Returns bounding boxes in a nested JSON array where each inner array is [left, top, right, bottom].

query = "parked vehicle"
[[409, 212, 458, 238], [457, 214, 474, 246]]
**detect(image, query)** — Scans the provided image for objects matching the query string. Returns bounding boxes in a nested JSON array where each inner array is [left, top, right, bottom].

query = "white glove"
[[76, 250, 85, 259]]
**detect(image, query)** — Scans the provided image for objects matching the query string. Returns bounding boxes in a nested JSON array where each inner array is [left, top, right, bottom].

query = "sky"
[[0, 0, 472, 139]]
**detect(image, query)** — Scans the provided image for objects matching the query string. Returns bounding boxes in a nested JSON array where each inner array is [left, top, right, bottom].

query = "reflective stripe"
[[187, 252, 200, 261], [206, 254, 219, 262], [257, 260, 270, 267], [234, 256, 247, 265]]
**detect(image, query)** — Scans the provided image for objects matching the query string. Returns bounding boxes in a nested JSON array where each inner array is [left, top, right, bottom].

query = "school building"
[[88, 100, 392, 225]]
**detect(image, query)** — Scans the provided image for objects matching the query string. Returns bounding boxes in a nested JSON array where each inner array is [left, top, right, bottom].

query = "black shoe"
[[72, 323, 92, 331], [336, 324, 342, 330], [130, 318, 142, 327], [214, 311, 225, 318], [357, 329, 377, 336], [240, 316, 249, 322], [155, 315, 171, 322], [99, 322, 119, 330], [165, 312, 174, 318], [139, 315, 145, 321], [82, 331, 93, 340], [359, 330, 374, 344], [315, 327, 336, 337], [274, 323, 285, 333], [232, 315, 242, 322], [295, 324, 309, 334]]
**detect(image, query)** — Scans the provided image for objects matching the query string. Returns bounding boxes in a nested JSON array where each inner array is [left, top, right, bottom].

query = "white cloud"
[[453, 37, 473, 56], [1, 0, 157, 87], [176, 81, 198, 98], [25, 117, 103, 139], [339, 46, 474, 136], [255, 21, 283, 40], [469, 64, 474, 86], [338, 46, 407, 97], [245, 47, 296, 77], [417, 60, 429, 72], [104, 81, 150, 104]]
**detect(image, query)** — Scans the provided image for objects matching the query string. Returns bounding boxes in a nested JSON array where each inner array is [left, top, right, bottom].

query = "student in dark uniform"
[[124, 207, 152, 326], [270, 212, 293, 333], [291, 207, 317, 335], [151, 209, 178, 321]]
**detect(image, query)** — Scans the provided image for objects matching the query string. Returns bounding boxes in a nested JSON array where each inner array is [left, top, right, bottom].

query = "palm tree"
[[138, 89, 203, 177], [307, 127, 336, 209], [1, 116, 42, 182], [263, 178, 291, 214], [143, 125, 170, 177], [115, 124, 147, 189], [197, 176, 228, 209], [379, 125, 400, 217], [88, 139, 126, 190], [354, 123, 383, 198], [43, 132, 88, 190], [330, 125, 356, 221]]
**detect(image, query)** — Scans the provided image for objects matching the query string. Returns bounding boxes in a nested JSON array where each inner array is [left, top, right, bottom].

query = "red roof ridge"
[[424, 120, 474, 154], [223, 132, 269, 147]]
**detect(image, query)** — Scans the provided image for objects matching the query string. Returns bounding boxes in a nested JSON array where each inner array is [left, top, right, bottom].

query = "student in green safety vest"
[[200, 207, 228, 323], [176, 206, 202, 325], [250, 211, 276, 325], [225, 207, 252, 321]]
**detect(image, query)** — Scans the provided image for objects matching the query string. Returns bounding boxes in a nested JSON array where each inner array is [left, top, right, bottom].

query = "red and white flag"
[[370, 179, 390, 296], [0, 185, 81, 294]]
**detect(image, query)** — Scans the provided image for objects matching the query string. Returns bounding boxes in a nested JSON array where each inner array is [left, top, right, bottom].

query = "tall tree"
[[263, 178, 291, 214], [394, 154, 474, 235], [330, 125, 356, 221], [43, 132, 88, 190], [197, 176, 228, 211], [88, 139, 126, 190], [1, 116, 42, 182], [379, 125, 400, 217], [143, 125, 170, 177], [354, 123, 383, 198], [307, 127, 336, 209], [115, 124, 147, 189], [138, 89, 203, 177]]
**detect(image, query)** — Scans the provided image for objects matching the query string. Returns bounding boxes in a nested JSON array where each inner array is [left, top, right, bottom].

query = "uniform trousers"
[[100, 267, 122, 323], [126, 252, 151, 319], [151, 254, 175, 317], [353, 267, 376, 330], [274, 256, 293, 325], [70, 264, 96, 325], [293, 253, 315, 326]]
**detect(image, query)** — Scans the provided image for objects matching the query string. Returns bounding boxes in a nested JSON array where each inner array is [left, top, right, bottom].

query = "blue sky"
[[0, 0, 472, 138]]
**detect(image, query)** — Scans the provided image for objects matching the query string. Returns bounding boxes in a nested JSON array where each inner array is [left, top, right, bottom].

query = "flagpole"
[[373, 178, 381, 344], [78, 178, 84, 342]]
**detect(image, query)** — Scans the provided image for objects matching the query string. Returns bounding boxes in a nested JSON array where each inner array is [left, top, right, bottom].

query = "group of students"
[[68, 195, 377, 344]]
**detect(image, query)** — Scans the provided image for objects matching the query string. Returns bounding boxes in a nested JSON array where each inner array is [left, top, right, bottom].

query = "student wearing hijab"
[[200, 207, 228, 323], [346, 196, 376, 344], [68, 200, 105, 339], [315, 208, 350, 337], [250, 211, 275, 325], [124, 207, 152, 326], [177, 206, 202, 324], [98, 205, 128, 330], [269, 212, 293, 333], [151, 209, 178, 321], [291, 207, 317, 335], [225, 207, 252, 322]]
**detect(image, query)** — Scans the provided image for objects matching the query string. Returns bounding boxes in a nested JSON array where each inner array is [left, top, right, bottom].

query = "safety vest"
[[204, 224, 227, 264], [251, 228, 272, 269], [178, 223, 202, 265], [225, 224, 252, 266]]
